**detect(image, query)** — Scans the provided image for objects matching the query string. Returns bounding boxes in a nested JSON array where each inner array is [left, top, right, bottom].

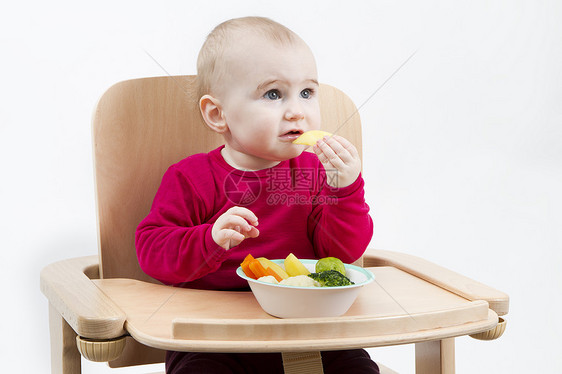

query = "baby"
[[136, 16, 378, 374]]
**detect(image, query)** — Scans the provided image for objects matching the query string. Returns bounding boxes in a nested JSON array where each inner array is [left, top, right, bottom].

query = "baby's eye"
[[265, 89, 281, 100], [300, 88, 314, 99]]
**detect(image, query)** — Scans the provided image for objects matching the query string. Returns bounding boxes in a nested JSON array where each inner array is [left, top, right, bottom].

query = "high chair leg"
[[49, 303, 81, 374], [415, 338, 455, 374]]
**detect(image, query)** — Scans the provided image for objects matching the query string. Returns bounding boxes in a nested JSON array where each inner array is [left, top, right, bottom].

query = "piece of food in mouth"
[[292, 130, 333, 145]]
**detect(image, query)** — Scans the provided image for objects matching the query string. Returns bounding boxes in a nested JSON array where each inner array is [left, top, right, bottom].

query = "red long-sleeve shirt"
[[135, 145, 373, 290]]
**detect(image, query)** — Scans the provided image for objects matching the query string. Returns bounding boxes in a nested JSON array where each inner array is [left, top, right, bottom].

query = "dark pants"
[[166, 349, 380, 374]]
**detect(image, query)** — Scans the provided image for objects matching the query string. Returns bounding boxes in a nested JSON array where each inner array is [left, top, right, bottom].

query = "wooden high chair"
[[40, 76, 509, 374]]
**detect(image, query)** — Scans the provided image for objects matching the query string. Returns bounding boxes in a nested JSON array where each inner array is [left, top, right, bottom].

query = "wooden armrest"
[[40, 255, 126, 339], [363, 249, 509, 316]]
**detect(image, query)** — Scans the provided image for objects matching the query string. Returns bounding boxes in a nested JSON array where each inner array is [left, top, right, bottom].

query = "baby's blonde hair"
[[196, 17, 299, 99]]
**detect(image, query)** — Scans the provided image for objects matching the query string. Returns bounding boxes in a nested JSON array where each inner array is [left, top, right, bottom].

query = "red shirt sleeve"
[[308, 172, 373, 264], [135, 165, 227, 285]]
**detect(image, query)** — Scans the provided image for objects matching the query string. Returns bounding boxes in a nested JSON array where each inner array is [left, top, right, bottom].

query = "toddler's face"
[[216, 34, 321, 170]]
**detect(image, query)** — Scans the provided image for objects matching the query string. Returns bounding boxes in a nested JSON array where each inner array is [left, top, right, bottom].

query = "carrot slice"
[[248, 259, 268, 278], [265, 266, 283, 282], [241, 253, 255, 266], [240, 254, 257, 279], [241, 261, 257, 279]]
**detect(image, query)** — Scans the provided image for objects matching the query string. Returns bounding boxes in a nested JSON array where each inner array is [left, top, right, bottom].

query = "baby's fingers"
[[220, 214, 253, 232], [318, 135, 357, 164], [212, 206, 260, 250], [227, 206, 259, 226], [314, 139, 345, 169], [244, 226, 260, 239], [214, 228, 245, 250], [328, 135, 360, 160]]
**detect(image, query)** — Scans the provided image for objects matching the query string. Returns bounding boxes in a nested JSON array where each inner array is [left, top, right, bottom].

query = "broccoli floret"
[[307, 270, 354, 287]]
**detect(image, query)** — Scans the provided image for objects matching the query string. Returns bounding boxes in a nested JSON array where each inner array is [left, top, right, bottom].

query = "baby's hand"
[[212, 206, 259, 250], [313, 135, 361, 188]]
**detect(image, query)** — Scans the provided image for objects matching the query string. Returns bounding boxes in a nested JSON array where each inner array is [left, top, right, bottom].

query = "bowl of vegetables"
[[236, 253, 375, 318]]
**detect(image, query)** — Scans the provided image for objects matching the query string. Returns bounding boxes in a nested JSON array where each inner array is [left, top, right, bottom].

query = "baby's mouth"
[[281, 130, 304, 141]]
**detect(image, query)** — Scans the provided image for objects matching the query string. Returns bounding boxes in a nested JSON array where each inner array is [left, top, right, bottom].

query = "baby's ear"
[[199, 95, 227, 133]]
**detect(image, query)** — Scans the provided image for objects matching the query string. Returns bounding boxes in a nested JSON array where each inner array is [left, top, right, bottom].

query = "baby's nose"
[[284, 110, 305, 121], [284, 101, 305, 121]]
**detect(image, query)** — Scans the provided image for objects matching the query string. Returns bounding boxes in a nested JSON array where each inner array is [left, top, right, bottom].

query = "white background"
[[1, 0, 561, 372]]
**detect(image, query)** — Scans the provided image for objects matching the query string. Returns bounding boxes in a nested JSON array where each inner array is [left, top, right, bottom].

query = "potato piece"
[[292, 130, 332, 145], [284, 253, 310, 277], [256, 257, 289, 280]]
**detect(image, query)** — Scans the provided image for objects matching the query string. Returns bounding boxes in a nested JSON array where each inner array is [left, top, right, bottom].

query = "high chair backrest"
[[93, 76, 362, 283]]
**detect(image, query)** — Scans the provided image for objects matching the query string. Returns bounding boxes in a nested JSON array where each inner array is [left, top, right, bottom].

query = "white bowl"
[[236, 259, 375, 318]]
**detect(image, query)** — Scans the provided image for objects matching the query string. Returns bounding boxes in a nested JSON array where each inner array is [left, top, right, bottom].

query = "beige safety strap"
[[281, 351, 324, 374]]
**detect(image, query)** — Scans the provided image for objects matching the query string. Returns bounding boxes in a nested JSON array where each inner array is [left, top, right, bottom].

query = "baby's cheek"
[[307, 108, 322, 129]]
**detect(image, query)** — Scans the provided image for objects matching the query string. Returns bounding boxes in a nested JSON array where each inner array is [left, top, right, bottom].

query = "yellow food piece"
[[256, 257, 289, 280], [284, 253, 311, 277], [292, 130, 332, 145]]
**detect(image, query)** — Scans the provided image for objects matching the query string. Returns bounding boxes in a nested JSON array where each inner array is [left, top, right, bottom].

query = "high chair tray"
[[93, 266, 498, 352]]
